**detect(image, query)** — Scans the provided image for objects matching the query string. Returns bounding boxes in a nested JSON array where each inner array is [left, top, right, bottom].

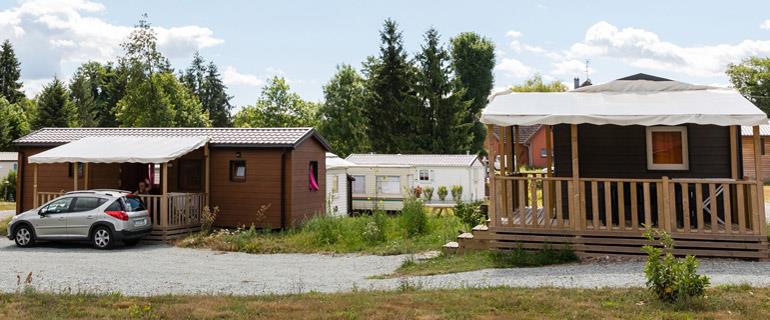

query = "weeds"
[[0, 216, 10, 237], [400, 197, 427, 237]]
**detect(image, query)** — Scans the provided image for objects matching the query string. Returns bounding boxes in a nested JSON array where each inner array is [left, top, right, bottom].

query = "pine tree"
[[318, 64, 370, 157], [0, 40, 25, 104], [449, 32, 495, 154], [416, 28, 470, 154], [69, 71, 98, 127], [36, 78, 77, 128], [364, 19, 420, 153], [181, 53, 232, 126]]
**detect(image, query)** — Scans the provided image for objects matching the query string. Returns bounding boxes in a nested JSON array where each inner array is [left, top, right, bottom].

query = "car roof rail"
[[64, 190, 96, 195], [89, 189, 132, 194]]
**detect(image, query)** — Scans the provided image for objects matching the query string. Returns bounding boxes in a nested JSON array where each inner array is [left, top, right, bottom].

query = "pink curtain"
[[309, 165, 320, 191]]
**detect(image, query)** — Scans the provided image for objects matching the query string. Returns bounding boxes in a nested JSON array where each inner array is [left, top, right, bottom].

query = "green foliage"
[[450, 185, 463, 202], [181, 52, 233, 126], [69, 61, 123, 127], [234, 77, 319, 128], [318, 64, 370, 156], [642, 228, 710, 303], [0, 216, 9, 237], [727, 57, 770, 115], [437, 186, 448, 201], [510, 74, 569, 93], [449, 32, 495, 154], [0, 40, 25, 104], [116, 72, 211, 127], [35, 78, 77, 128], [362, 211, 388, 244], [422, 186, 434, 201], [400, 197, 428, 237], [1, 170, 16, 201], [0, 98, 30, 150], [489, 247, 578, 268], [453, 200, 484, 229]]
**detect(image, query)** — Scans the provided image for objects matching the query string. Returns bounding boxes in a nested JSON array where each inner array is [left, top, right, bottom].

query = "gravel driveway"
[[2, 238, 770, 296]]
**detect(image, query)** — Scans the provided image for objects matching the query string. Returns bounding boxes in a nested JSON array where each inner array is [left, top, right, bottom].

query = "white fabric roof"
[[481, 79, 767, 127], [28, 136, 209, 164], [326, 153, 355, 169]]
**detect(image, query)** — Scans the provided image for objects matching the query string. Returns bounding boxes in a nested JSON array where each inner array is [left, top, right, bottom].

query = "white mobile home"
[[325, 153, 355, 216], [346, 154, 485, 211]]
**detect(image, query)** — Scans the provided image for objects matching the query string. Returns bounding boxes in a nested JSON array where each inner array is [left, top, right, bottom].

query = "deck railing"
[[138, 193, 204, 229], [491, 175, 765, 237]]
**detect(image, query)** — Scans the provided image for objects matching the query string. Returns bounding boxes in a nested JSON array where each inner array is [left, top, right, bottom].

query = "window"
[[123, 196, 146, 212], [309, 161, 319, 191], [351, 175, 365, 194], [68, 163, 84, 178], [332, 175, 339, 193], [376, 175, 401, 195], [418, 169, 430, 182], [105, 199, 123, 212], [646, 126, 689, 170], [40, 197, 74, 214], [72, 197, 107, 212], [178, 160, 203, 191], [12, 163, 17, 171], [229, 160, 246, 182], [540, 148, 547, 158]]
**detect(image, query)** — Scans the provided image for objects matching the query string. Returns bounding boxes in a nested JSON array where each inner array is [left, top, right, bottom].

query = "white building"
[[325, 153, 355, 216], [345, 154, 486, 211], [0, 152, 17, 179]]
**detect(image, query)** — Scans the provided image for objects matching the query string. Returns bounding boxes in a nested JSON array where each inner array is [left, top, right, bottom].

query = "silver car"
[[7, 190, 153, 249]]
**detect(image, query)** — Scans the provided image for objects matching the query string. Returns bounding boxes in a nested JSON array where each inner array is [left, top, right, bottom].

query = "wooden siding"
[[18, 147, 74, 212], [287, 138, 326, 226], [741, 136, 770, 181]]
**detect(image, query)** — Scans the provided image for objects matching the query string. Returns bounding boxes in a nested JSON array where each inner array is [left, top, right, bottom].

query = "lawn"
[[178, 202, 464, 255], [374, 248, 578, 278], [1, 286, 768, 319], [0, 216, 10, 237], [0, 201, 14, 211]]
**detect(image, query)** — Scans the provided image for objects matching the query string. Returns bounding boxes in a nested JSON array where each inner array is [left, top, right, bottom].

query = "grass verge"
[[374, 248, 578, 278], [0, 201, 14, 211], [1, 285, 768, 319], [0, 216, 10, 237]]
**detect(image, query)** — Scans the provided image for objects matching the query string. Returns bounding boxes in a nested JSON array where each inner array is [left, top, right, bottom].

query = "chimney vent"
[[573, 77, 580, 90]]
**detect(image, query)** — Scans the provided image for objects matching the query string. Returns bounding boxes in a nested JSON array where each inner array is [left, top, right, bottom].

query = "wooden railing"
[[138, 193, 204, 229], [491, 175, 766, 237], [36, 191, 66, 206]]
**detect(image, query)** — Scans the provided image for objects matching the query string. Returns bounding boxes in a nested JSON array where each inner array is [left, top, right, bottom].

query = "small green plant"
[[362, 211, 387, 244], [437, 186, 448, 201], [422, 186, 434, 201], [400, 197, 427, 237], [454, 201, 485, 230], [642, 228, 710, 303], [450, 185, 463, 202], [200, 206, 220, 233], [0, 216, 10, 237]]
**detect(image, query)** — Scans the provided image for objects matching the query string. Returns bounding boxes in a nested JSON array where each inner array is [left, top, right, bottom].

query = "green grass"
[[0, 216, 10, 237], [375, 248, 578, 278], [177, 213, 463, 255], [0, 201, 14, 211], [2, 285, 769, 319]]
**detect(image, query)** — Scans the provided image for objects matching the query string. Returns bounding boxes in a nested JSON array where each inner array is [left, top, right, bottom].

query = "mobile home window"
[[646, 126, 689, 170], [540, 148, 547, 158], [351, 175, 365, 193], [376, 175, 401, 195], [332, 175, 339, 193], [229, 160, 246, 182], [418, 169, 430, 181]]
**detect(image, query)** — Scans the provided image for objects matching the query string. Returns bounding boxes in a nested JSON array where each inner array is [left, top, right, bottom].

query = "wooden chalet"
[[14, 127, 329, 240], [460, 74, 770, 260]]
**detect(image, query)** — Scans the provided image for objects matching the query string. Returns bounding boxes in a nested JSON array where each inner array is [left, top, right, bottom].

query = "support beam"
[[84, 163, 89, 190], [33, 163, 38, 208], [545, 125, 553, 176], [730, 125, 738, 180], [571, 124, 581, 231], [486, 125, 497, 226], [73, 162, 78, 191], [753, 126, 767, 237], [204, 143, 210, 207], [513, 125, 520, 173], [160, 162, 169, 229]]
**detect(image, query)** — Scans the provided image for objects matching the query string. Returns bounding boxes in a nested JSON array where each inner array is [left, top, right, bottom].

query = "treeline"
[[0, 17, 496, 157]]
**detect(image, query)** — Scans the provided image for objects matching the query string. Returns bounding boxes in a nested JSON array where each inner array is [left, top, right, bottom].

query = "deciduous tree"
[[318, 64, 369, 157], [234, 77, 318, 128]]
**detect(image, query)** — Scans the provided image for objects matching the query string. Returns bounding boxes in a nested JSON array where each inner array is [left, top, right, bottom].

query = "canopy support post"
[[73, 162, 78, 191], [571, 124, 581, 232], [486, 125, 497, 227], [730, 126, 738, 180], [84, 163, 89, 190], [545, 125, 553, 177], [753, 126, 767, 242], [33, 163, 38, 208], [204, 143, 210, 207], [513, 126, 520, 173], [160, 162, 169, 232]]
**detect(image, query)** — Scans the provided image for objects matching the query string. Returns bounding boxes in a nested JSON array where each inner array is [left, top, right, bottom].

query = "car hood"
[[13, 209, 37, 220]]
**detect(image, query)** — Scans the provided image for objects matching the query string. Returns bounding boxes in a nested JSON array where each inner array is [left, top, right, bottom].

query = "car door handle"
[[87, 215, 94, 219]]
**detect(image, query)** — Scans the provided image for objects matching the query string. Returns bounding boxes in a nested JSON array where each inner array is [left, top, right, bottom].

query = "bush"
[[450, 185, 463, 202], [362, 211, 387, 244], [200, 206, 220, 233], [454, 201, 485, 229], [400, 197, 427, 237], [305, 215, 346, 246], [437, 186, 448, 201], [422, 187, 434, 201], [642, 228, 710, 303]]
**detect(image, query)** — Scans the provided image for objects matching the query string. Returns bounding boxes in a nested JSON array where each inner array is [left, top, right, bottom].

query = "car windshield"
[[123, 196, 146, 212]]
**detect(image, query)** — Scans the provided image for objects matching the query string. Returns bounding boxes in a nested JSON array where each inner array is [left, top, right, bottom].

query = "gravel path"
[[2, 238, 770, 296]]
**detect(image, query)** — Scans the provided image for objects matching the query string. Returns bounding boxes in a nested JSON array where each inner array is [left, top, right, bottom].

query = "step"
[[472, 224, 489, 231], [458, 232, 474, 240], [443, 241, 459, 248]]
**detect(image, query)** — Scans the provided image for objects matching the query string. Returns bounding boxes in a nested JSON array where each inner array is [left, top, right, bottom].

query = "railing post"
[[753, 126, 768, 239], [486, 125, 497, 227], [160, 162, 169, 231], [570, 124, 582, 232], [661, 176, 672, 232], [32, 163, 38, 208]]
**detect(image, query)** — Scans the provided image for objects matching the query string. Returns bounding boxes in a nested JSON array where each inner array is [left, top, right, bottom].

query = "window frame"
[[418, 169, 430, 182], [645, 126, 689, 171], [229, 160, 247, 182], [376, 175, 401, 195], [351, 175, 366, 194], [762, 137, 767, 156], [332, 175, 339, 193], [40, 197, 75, 215], [540, 148, 548, 158]]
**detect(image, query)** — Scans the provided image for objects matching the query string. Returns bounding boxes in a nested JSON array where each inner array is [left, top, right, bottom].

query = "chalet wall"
[[741, 136, 770, 181], [288, 138, 326, 226]]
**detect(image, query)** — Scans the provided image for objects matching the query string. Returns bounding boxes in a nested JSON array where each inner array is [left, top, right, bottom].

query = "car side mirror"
[[38, 210, 46, 216]]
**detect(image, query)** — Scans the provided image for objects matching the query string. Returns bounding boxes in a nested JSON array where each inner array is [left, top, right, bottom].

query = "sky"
[[2, 0, 770, 109]]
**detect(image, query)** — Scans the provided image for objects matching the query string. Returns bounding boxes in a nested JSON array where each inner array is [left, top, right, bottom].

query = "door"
[[33, 197, 74, 237], [67, 197, 108, 237]]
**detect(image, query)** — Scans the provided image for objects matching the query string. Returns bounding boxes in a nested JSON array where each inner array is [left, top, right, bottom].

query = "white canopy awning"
[[28, 136, 210, 164], [481, 79, 768, 127]]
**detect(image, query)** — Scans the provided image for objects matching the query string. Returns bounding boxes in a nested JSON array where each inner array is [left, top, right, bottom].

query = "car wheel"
[[92, 226, 113, 249], [13, 225, 34, 247], [123, 238, 140, 247]]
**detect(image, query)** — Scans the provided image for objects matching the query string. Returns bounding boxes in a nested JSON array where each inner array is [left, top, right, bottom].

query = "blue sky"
[[2, 0, 770, 108]]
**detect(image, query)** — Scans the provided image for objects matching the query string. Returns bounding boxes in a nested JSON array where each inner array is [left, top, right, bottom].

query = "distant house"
[[325, 153, 354, 216], [0, 152, 18, 178], [741, 125, 770, 181], [345, 154, 485, 211], [490, 125, 551, 169]]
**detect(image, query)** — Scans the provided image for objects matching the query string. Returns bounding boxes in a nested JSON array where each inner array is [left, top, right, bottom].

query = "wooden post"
[[730, 126, 738, 180], [486, 125, 497, 227], [513, 126, 520, 173], [73, 162, 78, 191], [204, 143, 210, 207], [753, 126, 767, 238], [545, 125, 553, 176], [661, 176, 671, 232], [571, 124, 581, 231], [160, 162, 169, 230], [84, 163, 89, 190], [33, 163, 38, 208]]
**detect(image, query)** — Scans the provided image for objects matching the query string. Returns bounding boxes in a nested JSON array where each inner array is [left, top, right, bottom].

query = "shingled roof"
[[14, 127, 331, 150], [492, 124, 542, 144], [346, 154, 479, 167]]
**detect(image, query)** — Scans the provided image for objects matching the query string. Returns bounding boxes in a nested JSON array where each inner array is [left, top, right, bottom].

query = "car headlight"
[[11, 215, 19, 220]]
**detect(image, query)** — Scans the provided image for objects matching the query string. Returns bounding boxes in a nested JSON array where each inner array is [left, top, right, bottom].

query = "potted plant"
[[413, 185, 423, 198], [423, 186, 434, 201], [437, 186, 448, 201], [451, 185, 463, 202]]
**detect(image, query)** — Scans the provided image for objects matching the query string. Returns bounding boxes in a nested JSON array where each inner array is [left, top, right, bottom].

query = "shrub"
[[362, 211, 387, 244], [422, 187, 434, 201], [454, 201, 485, 229], [200, 206, 220, 233], [642, 228, 710, 303], [400, 197, 427, 237], [437, 186, 448, 201], [450, 185, 463, 202], [305, 215, 345, 245]]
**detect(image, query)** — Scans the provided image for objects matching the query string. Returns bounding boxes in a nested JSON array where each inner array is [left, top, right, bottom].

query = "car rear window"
[[123, 196, 146, 212], [105, 199, 123, 212]]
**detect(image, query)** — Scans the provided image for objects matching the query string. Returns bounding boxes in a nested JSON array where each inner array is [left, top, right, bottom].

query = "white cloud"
[[505, 30, 547, 54], [563, 21, 770, 77], [0, 0, 224, 95], [496, 58, 533, 78], [223, 66, 264, 87], [761, 20, 770, 30], [551, 59, 593, 76]]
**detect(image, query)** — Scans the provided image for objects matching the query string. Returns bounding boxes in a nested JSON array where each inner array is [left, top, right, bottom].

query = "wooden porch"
[[481, 124, 769, 260]]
